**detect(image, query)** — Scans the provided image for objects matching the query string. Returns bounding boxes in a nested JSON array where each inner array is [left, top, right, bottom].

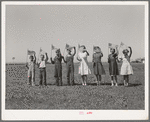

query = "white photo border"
[[2, 1, 149, 120]]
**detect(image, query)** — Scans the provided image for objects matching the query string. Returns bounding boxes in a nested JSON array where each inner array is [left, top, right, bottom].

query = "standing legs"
[[31, 71, 35, 86], [99, 75, 102, 85], [111, 76, 114, 86], [111, 75, 118, 86], [123, 75, 129, 86], [55, 77, 59, 86], [28, 77, 32, 85], [95, 75, 101, 86], [96, 75, 99, 86], [39, 70, 42, 85], [114, 76, 118, 86], [126, 75, 129, 86], [84, 75, 87, 85], [27, 71, 31, 85], [59, 76, 63, 86], [81, 75, 85, 85], [43, 69, 47, 86], [70, 67, 74, 86], [66, 65, 70, 86], [123, 75, 126, 86], [81, 75, 87, 85]]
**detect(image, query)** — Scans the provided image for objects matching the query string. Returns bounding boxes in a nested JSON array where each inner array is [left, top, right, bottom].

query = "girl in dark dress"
[[63, 47, 76, 86], [50, 49, 64, 86], [108, 47, 119, 86], [92, 46, 105, 86]]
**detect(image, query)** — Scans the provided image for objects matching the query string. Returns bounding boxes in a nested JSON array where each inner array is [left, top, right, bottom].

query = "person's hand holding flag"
[[27, 49, 36, 56], [51, 44, 57, 50], [108, 43, 118, 49], [120, 42, 128, 50]]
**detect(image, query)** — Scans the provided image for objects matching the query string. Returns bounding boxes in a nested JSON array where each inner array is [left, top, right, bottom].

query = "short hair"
[[122, 49, 129, 54], [55, 49, 60, 53], [96, 46, 100, 50], [80, 45, 86, 49], [110, 48, 115, 52], [29, 55, 34, 59]]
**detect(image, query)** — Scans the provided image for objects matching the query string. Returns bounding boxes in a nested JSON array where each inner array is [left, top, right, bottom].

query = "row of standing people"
[[26, 45, 133, 87]]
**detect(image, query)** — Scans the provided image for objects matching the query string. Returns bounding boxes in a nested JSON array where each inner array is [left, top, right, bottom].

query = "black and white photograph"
[[2, 1, 149, 120]]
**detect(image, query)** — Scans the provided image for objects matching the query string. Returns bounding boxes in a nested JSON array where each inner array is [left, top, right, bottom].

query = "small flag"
[[39, 48, 46, 55], [51, 44, 57, 50], [65, 43, 74, 50], [108, 43, 112, 47], [108, 43, 118, 49], [27, 50, 35, 55], [65, 44, 70, 49], [120, 42, 128, 50], [120, 42, 124, 46]]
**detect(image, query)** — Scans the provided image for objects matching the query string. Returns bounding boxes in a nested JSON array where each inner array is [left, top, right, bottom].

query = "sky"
[[6, 5, 145, 63]]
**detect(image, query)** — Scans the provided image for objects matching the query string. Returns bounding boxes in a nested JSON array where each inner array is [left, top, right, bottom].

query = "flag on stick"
[[51, 44, 57, 50], [65, 43, 74, 50], [77, 44, 80, 53], [26, 49, 35, 63], [120, 42, 128, 50], [108, 43, 118, 55], [63, 43, 74, 55], [65, 44, 70, 49], [78, 44, 81, 52], [51, 44, 57, 57], [78, 44, 80, 49], [39, 47, 46, 55], [108, 43, 118, 49], [27, 50, 35, 55]]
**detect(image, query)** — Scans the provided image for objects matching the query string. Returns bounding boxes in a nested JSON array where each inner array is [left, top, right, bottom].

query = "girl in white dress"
[[119, 47, 133, 86], [77, 45, 91, 86]]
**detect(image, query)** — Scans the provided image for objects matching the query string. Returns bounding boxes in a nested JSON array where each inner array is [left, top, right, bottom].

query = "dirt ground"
[[5, 63, 144, 109]]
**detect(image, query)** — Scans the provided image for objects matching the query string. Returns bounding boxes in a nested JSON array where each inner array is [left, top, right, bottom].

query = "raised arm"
[[108, 55, 110, 63], [44, 53, 48, 63], [128, 46, 132, 58], [26, 62, 29, 69], [62, 56, 67, 63], [92, 53, 95, 68], [50, 57, 55, 64], [100, 51, 103, 57], [86, 51, 89, 56], [77, 54, 82, 61], [115, 46, 119, 55], [33, 53, 36, 63], [72, 47, 76, 56], [92, 53, 94, 62], [37, 58, 41, 67]]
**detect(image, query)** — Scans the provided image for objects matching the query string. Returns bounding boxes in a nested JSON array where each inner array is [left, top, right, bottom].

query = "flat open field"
[[5, 63, 144, 109]]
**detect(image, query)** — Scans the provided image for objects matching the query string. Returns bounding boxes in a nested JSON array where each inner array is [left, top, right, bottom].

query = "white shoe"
[[124, 80, 126, 86], [115, 83, 118, 86], [111, 81, 114, 86]]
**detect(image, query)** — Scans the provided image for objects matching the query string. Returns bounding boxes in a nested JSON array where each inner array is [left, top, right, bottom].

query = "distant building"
[[131, 57, 145, 63]]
